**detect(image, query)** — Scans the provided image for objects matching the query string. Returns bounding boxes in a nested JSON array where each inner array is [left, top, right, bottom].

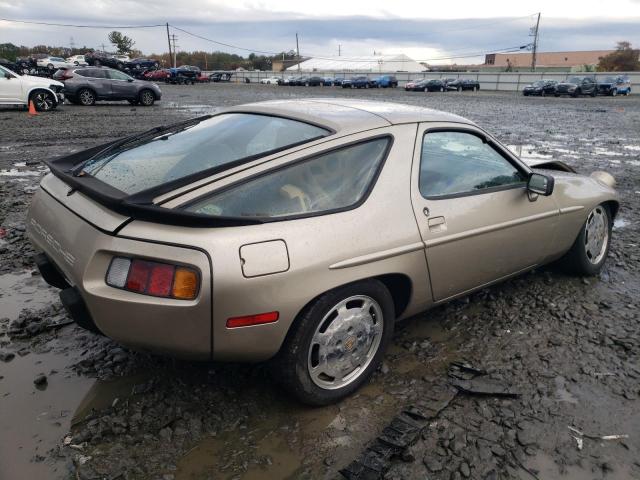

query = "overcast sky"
[[2, 0, 640, 64]]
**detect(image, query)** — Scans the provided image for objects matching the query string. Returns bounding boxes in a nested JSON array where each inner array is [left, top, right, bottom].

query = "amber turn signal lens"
[[172, 267, 199, 300]]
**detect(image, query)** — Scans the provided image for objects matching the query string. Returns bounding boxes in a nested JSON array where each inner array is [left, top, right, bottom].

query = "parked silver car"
[[53, 66, 162, 106]]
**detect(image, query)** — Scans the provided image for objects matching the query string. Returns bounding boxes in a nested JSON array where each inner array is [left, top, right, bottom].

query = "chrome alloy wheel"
[[79, 89, 94, 105], [584, 206, 609, 265], [140, 90, 154, 105], [34, 92, 54, 111], [308, 295, 383, 390]]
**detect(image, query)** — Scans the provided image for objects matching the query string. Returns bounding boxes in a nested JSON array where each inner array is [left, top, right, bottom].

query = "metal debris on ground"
[[448, 361, 520, 398], [568, 425, 629, 443], [340, 396, 456, 480], [449, 377, 521, 398]]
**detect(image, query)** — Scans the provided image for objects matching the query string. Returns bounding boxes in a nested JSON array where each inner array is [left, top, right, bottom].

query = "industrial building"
[[286, 54, 424, 73], [484, 50, 615, 69]]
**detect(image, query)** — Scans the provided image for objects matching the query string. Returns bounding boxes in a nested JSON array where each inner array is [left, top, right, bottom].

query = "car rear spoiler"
[[44, 129, 264, 228]]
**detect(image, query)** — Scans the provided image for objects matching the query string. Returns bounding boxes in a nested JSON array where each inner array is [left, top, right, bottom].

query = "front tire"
[[561, 204, 612, 276], [274, 280, 395, 406], [30, 91, 56, 111]]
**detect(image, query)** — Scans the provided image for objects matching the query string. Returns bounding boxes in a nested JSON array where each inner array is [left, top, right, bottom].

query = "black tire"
[[560, 204, 612, 276], [555, 93, 560, 97], [457, 86, 462, 92], [47, 63, 54, 71], [590, 89, 597, 97], [77, 88, 96, 106], [572, 89, 580, 98], [138, 89, 155, 106], [30, 90, 56, 111], [273, 279, 395, 406]]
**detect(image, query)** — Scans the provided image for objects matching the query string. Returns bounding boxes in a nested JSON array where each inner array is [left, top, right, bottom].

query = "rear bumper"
[[27, 183, 212, 360]]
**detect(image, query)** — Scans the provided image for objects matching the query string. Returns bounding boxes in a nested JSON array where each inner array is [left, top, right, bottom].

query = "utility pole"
[[295, 32, 300, 72], [204, 52, 207, 70], [338, 44, 341, 56], [166, 23, 173, 68], [530, 13, 541, 71], [100, 43, 106, 53], [170, 34, 178, 68]]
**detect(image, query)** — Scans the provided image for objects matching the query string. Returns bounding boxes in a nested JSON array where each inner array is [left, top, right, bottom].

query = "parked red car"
[[196, 73, 211, 83], [143, 69, 169, 81]]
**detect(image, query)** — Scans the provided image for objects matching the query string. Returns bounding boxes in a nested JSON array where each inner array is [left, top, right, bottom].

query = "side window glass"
[[107, 70, 130, 81], [185, 138, 390, 219], [420, 131, 524, 198], [89, 69, 106, 79]]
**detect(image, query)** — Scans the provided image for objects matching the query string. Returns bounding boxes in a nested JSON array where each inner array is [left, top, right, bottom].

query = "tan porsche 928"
[[27, 99, 618, 404]]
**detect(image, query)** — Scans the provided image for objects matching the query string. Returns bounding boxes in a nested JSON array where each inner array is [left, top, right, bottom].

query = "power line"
[[170, 25, 281, 55], [0, 17, 164, 28]]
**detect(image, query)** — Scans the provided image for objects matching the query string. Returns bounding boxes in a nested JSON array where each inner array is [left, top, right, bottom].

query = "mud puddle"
[[0, 272, 92, 479], [171, 312, 466, 480]]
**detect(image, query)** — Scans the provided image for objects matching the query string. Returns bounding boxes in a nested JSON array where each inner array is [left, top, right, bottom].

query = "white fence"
[[220, 70, 639, 92]]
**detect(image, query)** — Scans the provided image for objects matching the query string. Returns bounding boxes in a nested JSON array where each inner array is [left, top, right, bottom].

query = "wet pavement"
[[0, 85, 639, 479]]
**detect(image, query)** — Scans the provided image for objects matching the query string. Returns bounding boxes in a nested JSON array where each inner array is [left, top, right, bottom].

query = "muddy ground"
[[0, 85, 639, 480]]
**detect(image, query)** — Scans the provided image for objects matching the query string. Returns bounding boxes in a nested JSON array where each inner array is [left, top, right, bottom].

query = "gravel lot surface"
[[0, 84, 639, 480]]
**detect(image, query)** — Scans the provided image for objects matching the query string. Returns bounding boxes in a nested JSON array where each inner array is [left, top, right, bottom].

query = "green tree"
[[108, 31, 136, 54], [597, 42, 640, 71], [0, 43, 20, 61]]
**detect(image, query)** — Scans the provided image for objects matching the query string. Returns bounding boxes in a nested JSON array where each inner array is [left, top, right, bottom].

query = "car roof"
[[224, 99, 473, 133]]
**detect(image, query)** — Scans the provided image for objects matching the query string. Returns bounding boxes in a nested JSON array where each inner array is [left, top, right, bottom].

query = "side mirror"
[[5, 72, 12, 79], [527, 172, 554, 197], [127, 78, 134, 82]]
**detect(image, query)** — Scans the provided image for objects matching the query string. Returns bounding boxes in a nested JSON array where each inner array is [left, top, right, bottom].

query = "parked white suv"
[[36, 56, 73, 71], [0, 66, 64, 111]]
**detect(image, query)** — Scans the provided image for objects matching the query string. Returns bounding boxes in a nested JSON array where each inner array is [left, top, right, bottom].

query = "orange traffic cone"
[[28, 100, 38, 116]]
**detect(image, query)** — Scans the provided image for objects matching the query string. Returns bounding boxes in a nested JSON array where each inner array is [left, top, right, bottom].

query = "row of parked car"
[[259, 75, 478, 92], [259, 75, 400, 88], [404, 78, 480, 92], [522, 75, 632, 97]]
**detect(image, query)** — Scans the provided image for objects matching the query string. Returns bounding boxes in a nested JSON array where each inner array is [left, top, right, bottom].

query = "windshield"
[[0, 66, 16, 78], [532, 81, 544, 86], [80, 113, 330, 194], [604, 77, 616, 83]]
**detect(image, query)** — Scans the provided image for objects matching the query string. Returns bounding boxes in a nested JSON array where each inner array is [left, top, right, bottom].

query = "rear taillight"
[[106, 257, 199, 300], [56, 71, 73, 81]]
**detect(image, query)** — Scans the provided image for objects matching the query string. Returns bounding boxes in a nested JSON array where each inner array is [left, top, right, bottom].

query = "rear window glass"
[[184, 137, 390, 219], [80, 114, 330, 194]]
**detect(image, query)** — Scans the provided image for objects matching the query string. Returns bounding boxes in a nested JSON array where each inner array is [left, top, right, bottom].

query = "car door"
[[84, 69, 112, 98], [0, 66, 23, 103], [106, 69, 137, 99], [410, 124, 560, 302]]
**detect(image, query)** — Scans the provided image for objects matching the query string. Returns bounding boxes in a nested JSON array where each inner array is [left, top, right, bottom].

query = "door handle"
[[428, 216, 446, 232]]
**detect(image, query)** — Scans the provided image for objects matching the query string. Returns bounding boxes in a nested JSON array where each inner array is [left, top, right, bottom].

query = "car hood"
[[23, 75, 64, 88]]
